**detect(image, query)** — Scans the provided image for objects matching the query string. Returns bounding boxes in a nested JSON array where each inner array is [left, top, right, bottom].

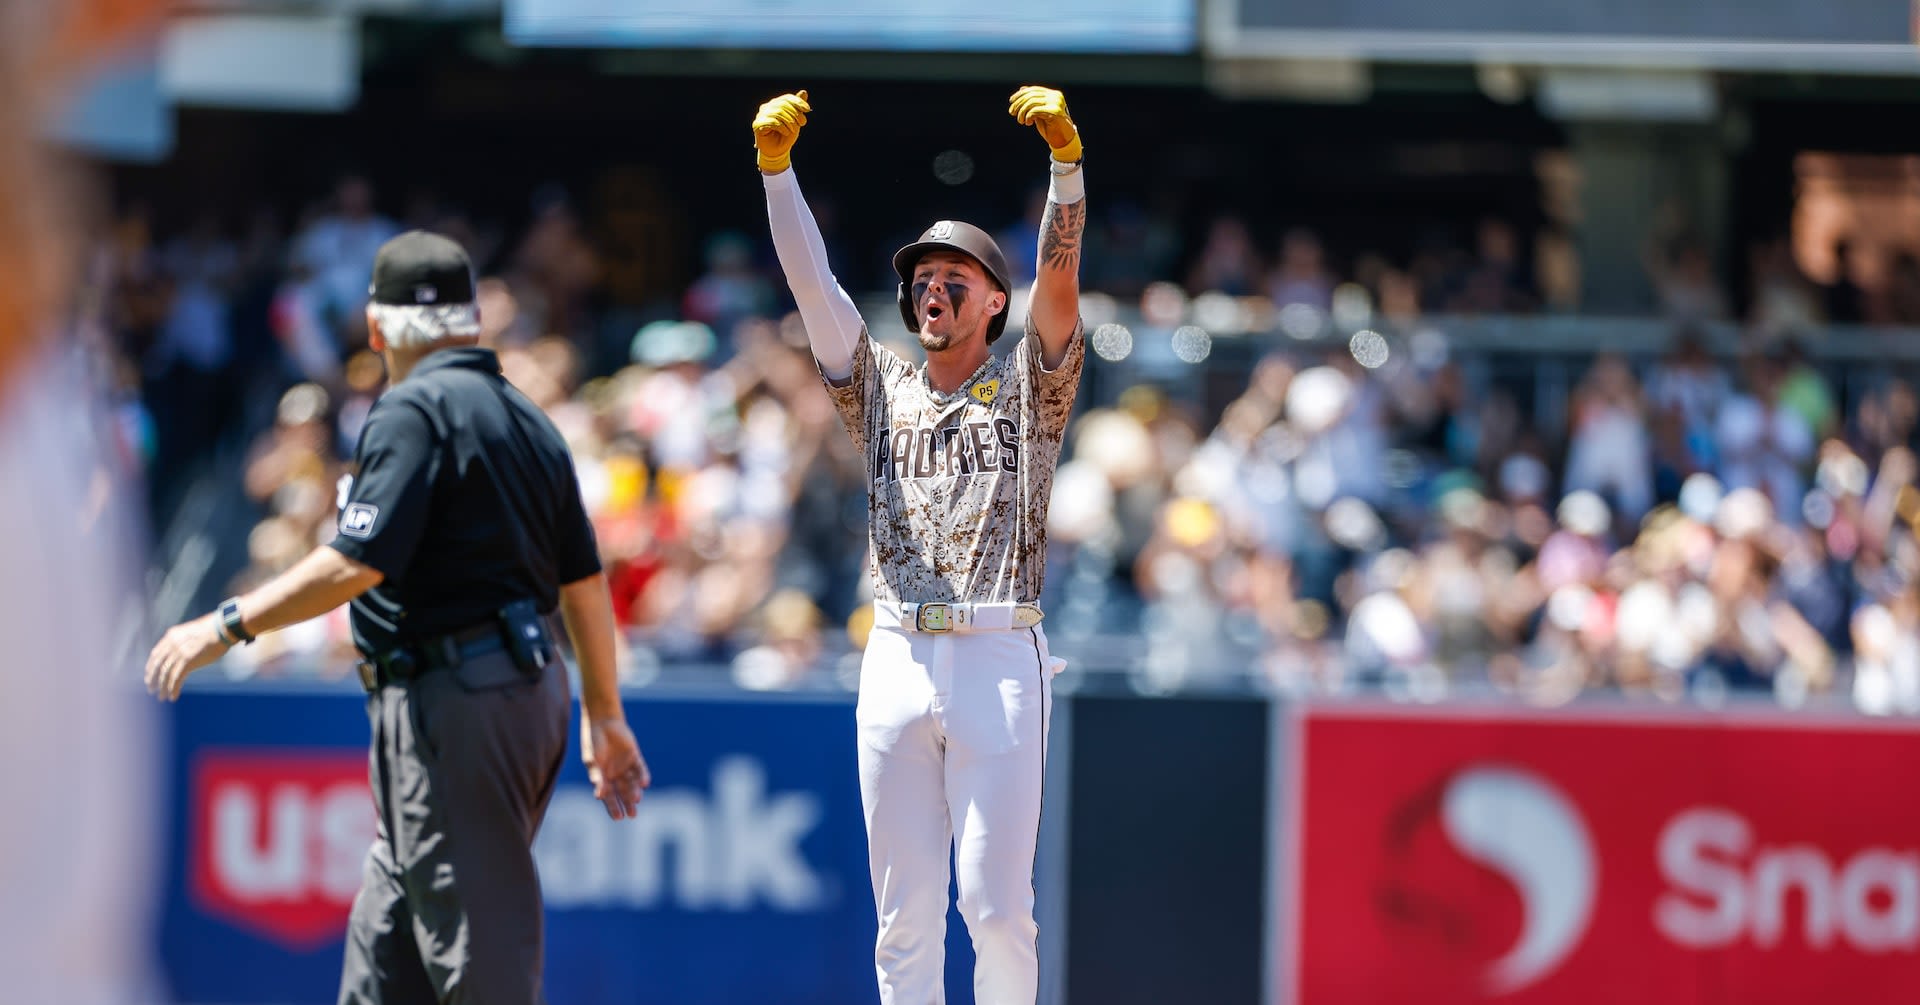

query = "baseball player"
[[2, 4, 171, 1004], [0, 1, 174, 1005], [754, 85, 1088, 1004]]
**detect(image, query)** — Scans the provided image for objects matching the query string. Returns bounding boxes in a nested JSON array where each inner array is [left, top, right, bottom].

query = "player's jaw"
[[913, 281, 978, 353]]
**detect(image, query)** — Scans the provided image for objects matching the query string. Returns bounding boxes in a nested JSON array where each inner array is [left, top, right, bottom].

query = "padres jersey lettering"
[[872, 418, 1020, 482], [826, 317, 1086, 605]]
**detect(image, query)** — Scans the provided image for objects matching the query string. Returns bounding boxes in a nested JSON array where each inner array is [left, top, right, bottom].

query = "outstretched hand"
[[144, 615, 230, 702], [754, 89, 811, 173]]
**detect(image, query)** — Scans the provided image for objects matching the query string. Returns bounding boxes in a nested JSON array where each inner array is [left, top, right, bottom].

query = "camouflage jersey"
[[825, 317, 1085, 606]]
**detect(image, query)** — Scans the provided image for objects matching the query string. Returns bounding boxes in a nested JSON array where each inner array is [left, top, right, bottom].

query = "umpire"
[[145, 230, 650, 1005]]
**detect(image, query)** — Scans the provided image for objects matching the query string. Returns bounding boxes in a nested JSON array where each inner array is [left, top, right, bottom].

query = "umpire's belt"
[[883, 601, 1044, 634], [356, 619, 530, 692]]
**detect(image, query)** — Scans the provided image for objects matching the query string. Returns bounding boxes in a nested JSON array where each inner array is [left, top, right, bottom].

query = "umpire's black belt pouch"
[[495, 598, 555, 678]]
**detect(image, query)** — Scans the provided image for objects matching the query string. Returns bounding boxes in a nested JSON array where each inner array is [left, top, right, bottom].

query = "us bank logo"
[[1377, 765, 1597, 995], [535, 756, 834, 912], [189, 751, 374, 949]]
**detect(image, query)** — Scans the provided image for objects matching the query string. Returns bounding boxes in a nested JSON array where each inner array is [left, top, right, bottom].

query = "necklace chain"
[[922, 354, 997, 404]]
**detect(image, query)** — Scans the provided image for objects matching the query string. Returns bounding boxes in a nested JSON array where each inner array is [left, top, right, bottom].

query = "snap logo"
[[1379, 765, 1597, 995], [928, 221, 955, 240], [1654, 807, 1920, 953], [970, 379, 1000, 405], [339, 503, 379, 538], [1438, 767, 1596, 993]]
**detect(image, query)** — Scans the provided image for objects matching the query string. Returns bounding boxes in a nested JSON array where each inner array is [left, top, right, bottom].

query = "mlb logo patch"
[[339, 503, 379, 538]]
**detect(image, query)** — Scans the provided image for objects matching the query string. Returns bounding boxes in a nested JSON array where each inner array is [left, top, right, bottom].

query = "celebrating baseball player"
[[755, 85, 1087, 1003]]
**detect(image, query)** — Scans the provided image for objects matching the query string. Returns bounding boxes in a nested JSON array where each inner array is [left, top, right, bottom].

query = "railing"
[[851, 293, 1920, 436]]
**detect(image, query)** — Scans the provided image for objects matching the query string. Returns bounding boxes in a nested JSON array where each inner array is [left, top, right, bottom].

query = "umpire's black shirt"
[[328, 346, 600, 657]]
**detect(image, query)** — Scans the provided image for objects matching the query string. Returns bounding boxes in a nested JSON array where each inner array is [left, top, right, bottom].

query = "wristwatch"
[[219, 597, 255, 646]]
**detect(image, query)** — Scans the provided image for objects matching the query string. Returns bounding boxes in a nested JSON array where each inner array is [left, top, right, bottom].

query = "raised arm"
[[1010, 85, 1086, 368], [755, 89, 865, 382]]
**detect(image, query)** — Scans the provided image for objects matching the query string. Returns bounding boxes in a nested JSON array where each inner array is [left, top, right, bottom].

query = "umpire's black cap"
[[893, 220, 1013, 344], [369, 230, 477, 306]]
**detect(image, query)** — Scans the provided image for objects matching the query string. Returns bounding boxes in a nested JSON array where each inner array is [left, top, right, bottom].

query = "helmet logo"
[[928, 221, 955, 240]]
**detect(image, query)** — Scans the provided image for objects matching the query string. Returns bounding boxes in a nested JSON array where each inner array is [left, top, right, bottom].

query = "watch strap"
[[219, 597, 255, 645]]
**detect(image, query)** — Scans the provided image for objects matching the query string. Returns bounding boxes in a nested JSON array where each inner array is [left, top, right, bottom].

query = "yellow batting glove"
[[753, 89, 810, 173], [1009, 84, 1081, 163]]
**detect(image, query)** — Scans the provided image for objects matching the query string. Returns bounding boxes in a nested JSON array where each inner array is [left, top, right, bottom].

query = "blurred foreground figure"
[[0, 2, 170, 1003]]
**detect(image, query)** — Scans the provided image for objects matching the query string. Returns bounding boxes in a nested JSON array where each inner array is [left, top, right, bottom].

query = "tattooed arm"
[[1028, 162, 1086, 367], [1009, 85, 1086, 367]]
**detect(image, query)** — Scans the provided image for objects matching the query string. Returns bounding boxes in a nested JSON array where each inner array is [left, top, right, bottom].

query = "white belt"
[[877, 601, 1045, 633]]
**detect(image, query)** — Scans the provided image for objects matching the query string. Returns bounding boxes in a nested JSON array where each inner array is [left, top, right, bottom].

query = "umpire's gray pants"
[[337, 650, 570, 1005]]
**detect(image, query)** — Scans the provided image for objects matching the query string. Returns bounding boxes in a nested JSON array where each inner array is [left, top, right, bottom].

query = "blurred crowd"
[[87, 170, 1920, 710], [1062, 337, 1920, 715]]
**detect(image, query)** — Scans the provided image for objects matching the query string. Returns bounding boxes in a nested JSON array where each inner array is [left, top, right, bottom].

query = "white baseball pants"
[[857, 612, 1058, 1005]]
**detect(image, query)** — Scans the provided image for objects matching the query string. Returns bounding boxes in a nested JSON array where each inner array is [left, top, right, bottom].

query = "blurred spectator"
[[1266, 227, 1335, 310], [224, 381, 357, 675], [1645, 234, 1730, 323], [1534, 226, 1583, 313], [334, 351, 384, 457], [1561, 354, 1654, 526], [1342, 548, 1430, 688], [241, 382, 339, 527], [1374, 268, 1424, 333], [144, 212, 240, 488], [1715, 353, 1816, 520], [1450, 219, 1537, 314], [1187, 215, 1262, 296], [511, 186, 603, 344], [1291, 360, 1389, 509], [1851, 380, 1919, 466], [1877, 251, 1920, 326], [1087, 198, 1180, 301], [626, 319, 724, 471], [1645, 325, 1730, 493], [994, 185, 1047, 291], [1823, 239, 1868, 325], [106, 205, 169, 359], [1746, 236, 1821, 342], [477, 275, 533, 347], [681, 231, 774, 349], [1774, 339, 1838, 440], [292, 175, 400, 344], [731, 588, 827, 691], [1393, 358, 1478, 476], [268, 249, 342, 386], [1854, 575, 1920, 715]]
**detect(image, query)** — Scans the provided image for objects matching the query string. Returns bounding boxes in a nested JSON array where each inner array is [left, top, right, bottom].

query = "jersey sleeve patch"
[[339, 502, 380, 539]]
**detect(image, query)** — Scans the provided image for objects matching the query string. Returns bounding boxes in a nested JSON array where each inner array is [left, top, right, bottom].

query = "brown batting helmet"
[[893, 220, 1013, 344]]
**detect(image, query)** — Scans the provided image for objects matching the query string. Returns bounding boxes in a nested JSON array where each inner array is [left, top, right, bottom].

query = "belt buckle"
[[915, 603, 955, 633], [354, 660, 379, 693]]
